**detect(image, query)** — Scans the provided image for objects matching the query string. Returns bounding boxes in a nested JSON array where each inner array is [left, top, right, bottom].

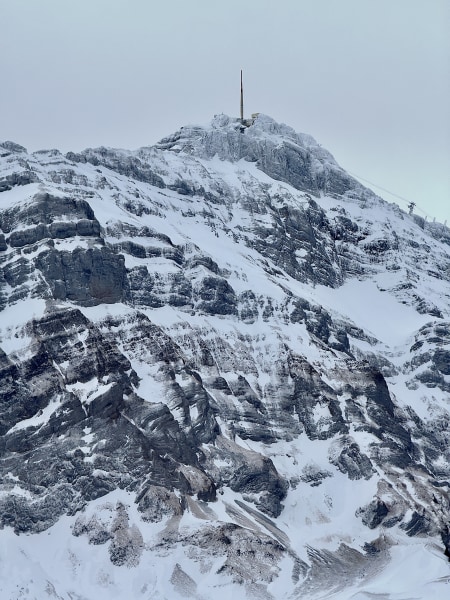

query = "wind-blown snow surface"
[[1, 489, 449, 600], [1, 115, 450, 599]]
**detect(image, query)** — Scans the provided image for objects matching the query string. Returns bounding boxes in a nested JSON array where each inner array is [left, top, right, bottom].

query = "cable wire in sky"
[[346, 170, 442, 222]]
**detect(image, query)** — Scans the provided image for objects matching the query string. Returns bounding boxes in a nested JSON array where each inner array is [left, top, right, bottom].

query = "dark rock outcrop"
[[35, 246, 128, 305]]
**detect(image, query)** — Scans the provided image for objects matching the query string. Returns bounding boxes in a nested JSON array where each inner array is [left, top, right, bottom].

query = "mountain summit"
[[1, 116, 450, 599]]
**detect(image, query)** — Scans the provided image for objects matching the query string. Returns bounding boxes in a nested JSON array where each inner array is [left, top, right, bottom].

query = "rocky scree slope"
[[1, 115, 450, 599]]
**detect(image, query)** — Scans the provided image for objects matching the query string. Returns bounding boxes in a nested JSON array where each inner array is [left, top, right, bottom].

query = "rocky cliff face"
[[1, 115, 450, 599]]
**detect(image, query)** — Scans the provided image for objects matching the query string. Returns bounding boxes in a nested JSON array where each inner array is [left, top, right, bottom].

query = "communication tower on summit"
[[239, 70, 258, 131], [240, 70, 244, 124]]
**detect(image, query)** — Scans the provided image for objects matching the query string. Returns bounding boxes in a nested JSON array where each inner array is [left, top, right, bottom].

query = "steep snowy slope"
[[0, 115, 449, 599]]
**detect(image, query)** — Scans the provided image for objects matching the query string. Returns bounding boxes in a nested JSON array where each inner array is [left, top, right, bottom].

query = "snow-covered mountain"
[[1, 114, 449, 599]]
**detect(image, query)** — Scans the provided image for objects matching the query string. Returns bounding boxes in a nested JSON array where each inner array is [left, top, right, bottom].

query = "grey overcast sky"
[[1, 0, 449, 222]]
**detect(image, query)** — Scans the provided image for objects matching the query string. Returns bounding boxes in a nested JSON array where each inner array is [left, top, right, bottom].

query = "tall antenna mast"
[[240, 69, 244, 123]]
